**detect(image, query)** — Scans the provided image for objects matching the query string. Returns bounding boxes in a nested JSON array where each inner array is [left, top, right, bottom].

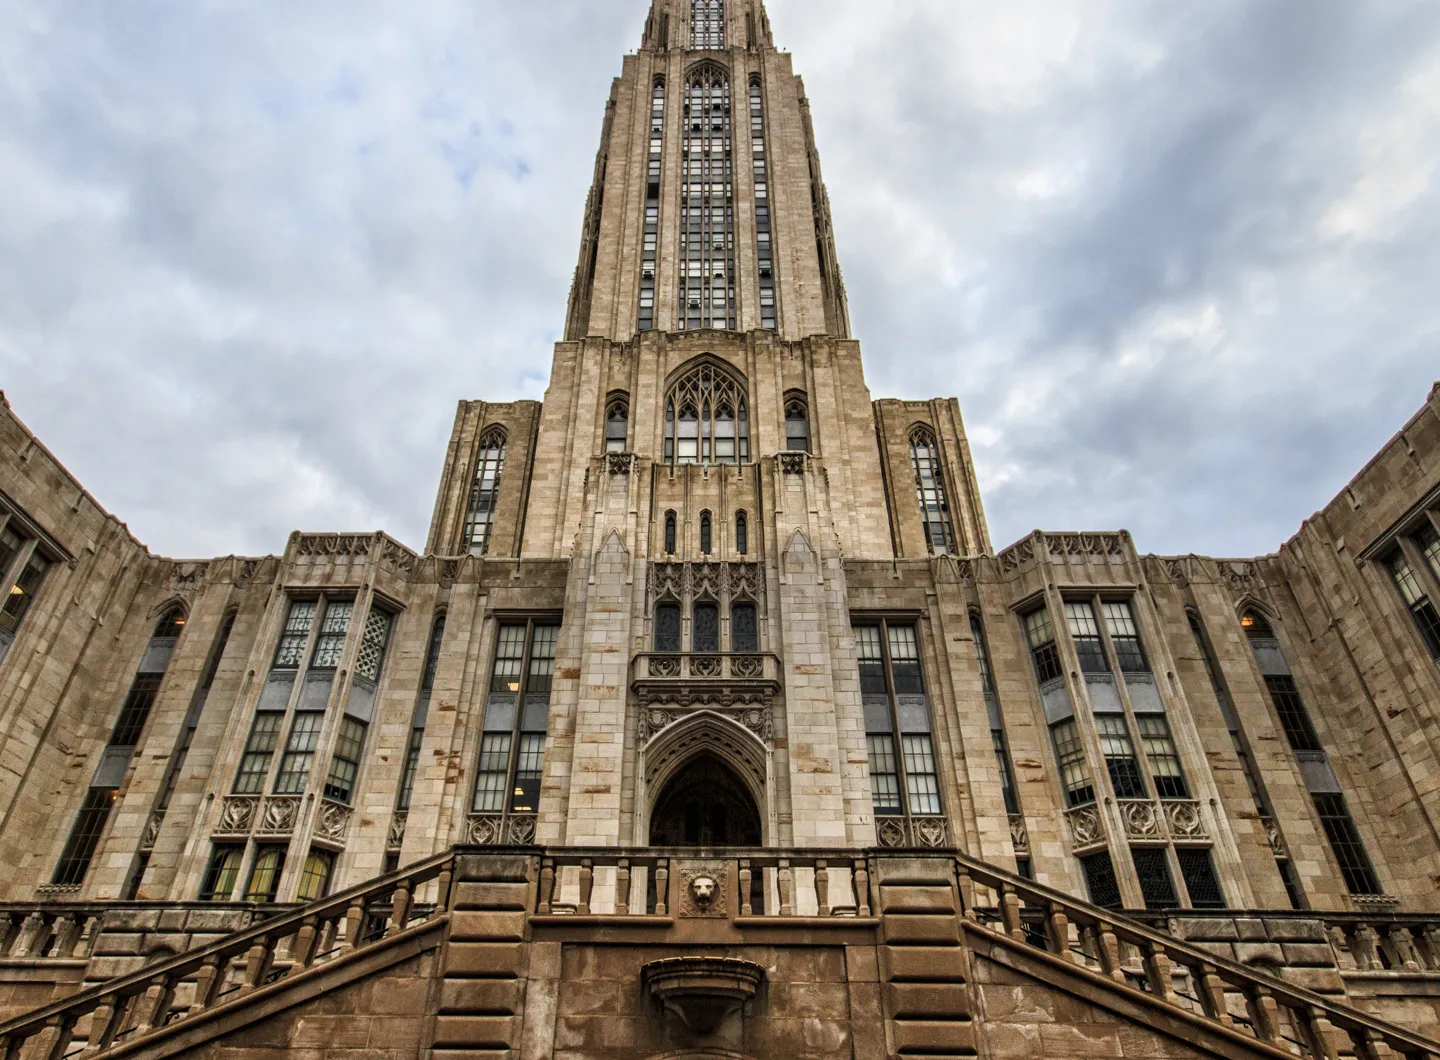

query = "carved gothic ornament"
[[216, 795, 260, 836], [677, 863, 730, 918], [874, 816, 947, 849], [1119, 799, 1163, 840], [140, 809, 165, 852], [1163, 557, 1192, 587], [465, 813, 537, 847], [1162, 799, 1208, 840], [1222, 561, 1257, 594], [380, 536, 418, 575], [1064, 805, 1106, 849], [315, 799, 352, 842], [1008, 813, 1030, 854], [606, 452, 637, 475], [169, 561, 206, 595], [633, 653, 781, 710], [1261, 815, 1287, 857], [643, 712, 768, 801], [256, 795, 301, 836], [295, 533, 373, 559], [388, 811, 407, 851], [1045, 533, 1128, 561], [998, 538, 1036, 573], [639, 702, 771, 743], [777, 452, 808, 475], [647, 561, 763, 606], [876, 817, 908, 848]]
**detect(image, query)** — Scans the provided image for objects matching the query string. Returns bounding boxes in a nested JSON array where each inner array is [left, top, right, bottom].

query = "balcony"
[[630, 652, 782, 709]]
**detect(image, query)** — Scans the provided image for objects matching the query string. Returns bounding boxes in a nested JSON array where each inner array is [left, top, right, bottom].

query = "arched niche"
[[641, 710, 770, 847], [649, 754, 761, 848]]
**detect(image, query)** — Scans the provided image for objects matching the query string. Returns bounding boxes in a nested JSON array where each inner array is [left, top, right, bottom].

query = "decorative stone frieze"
[[315, 800, 352, 843], [215, 796, 260, 837], [256, 796, 302, 836], [1064, 805, 1106, 849]]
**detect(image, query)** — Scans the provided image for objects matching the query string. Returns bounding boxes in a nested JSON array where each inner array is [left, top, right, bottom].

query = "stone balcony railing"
[[630, 652, 782, 709]]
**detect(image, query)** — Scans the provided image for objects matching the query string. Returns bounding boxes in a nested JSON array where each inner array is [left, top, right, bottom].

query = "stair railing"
[[953, 851, 1439, 1060], [0, 851, 455, 1060]]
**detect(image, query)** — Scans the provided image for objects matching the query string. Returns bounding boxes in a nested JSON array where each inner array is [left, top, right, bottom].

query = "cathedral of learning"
[[2, 3, 1440, 1059]]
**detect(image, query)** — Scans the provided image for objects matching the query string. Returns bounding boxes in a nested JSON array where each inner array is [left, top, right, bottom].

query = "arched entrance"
[[648, 754, 762, 847]]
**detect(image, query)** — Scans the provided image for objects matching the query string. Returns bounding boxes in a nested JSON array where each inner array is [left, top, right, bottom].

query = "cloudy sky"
[[2, 0, 1438, 560]]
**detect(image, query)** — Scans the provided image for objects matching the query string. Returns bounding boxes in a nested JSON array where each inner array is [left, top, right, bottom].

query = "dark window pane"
[[732, 604, 758, 652], [693, 603, 720, 652], [199, 846, 243, 901], [421, 614, 447, 692], [1132, 847, 1178, 909], [700, 512, 713, 555], [53, 788, 116, 886], [110, 673, 163, 747], [867, 734, 901, 815], [273, 600, 316, 669], [656, 604, 682, 653], [664, 512, 677, 554], [465, 434, 507, 556], [1082, 852, 1122, 909], [1177, 848, 1226, 909], [735, 512, 748, 555], [1264, 675, 1323, 752], [1313, 793, 1382, 895]]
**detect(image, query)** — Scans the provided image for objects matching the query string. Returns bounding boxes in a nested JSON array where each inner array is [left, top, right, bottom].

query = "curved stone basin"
[[641, 957, 766, 1034]]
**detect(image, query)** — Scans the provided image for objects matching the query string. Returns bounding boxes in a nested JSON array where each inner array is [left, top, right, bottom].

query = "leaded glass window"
[[664, 512, 677, 554], [679, 66, 735, 330], [1313, 793, 1382, 895], [732, 602, 757, 652], [1177, 848, 1226, 909], [274, 712, 323, 794], [639, 79, 664, 331], [1064, 601, 1109, 675], [691, 0, 724, 49], [324, 716, 367, 803], [910, 429, 956, 555], [1264, 675, 1322, 753], [664, 362, 750, 464], [700, 511, 713, 555], [1132, 846, 1178, 909], [656, 604, 681, 652], [52, 788, 115, 887], [785, 399, 810, 451], [1051, 719, 1094, 807], [297, 849, 335, 902], [1023, 608, 1063, 684], [200, 845, 243, 901], [110, 673, 162, 747], [245, 846, 285, 903], [1101, 601, 1148, 673], [309, 600, 353, 670], [751, 79, 776, 330], [854, 620, 941, 818], [1389, 550, 1440, 661], [693, 602, 720, 652], [1421, 522, 1440, 584], [473, 621, 559, 815], [465, 431, 506, 556], [273, 600, 316, 669], [0, 551, 47, 636], [735, 510, 748, 555], [1082, 851, 1122, 909], [1137, 715, 1188, 798], [234, 712, 283, 794], [355, 608, 392, 683], [1096, 714, 1146, 799]]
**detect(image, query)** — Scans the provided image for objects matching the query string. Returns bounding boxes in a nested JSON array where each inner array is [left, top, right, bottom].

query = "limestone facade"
[[2, 2, 1440, 1058]]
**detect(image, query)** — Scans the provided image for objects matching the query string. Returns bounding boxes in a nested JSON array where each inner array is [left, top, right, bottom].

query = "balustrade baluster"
[[1304, 1006, 1343, 1060], [133, 975, 170, 1034], [30, 1015, 67, 1060], [192, 956, 221, 1011], [1354, 925, 1381, 971], [1359, 1029, 1396, 1060], [739, 861, 753, 916], [340, 900, 364, 955], [815, 860, 830, 917], [538, 858, 555, 915], [1385, 927, 1421, 972], [655, 860, 669, 916], [1245, 984, 1282, 1044], [1422, 927, 1440, 971], [1097, 926, 1125, 982], [778, 860, 794, 917], [1144, 943, 1179, 1005], [241, 940, 272, 993], [577, 860, 594, 916], [854, 859, 871, 918], [13, 913, 44, 958], [956, 870, 977, 920], [616, 860, 631, 916], [435, 866, 454, 914], [292, 916, 319, 968], [1044, 903, 1071, 961], [46, 916, 77, 960], [389, 881, 412, 936], [1000, 884, 1024, 942], [1328, 927, 1358, 971], [1191, 962, 1233, 1027], [82, 1000, 116, 1056]]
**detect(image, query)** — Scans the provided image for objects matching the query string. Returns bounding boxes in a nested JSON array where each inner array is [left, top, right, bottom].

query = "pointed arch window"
[[639, 80, 664, 331], [664, 511, 678, 555], [691, 0, 724, 49], [731, 601, 758, 652], [680, 65, 735, 330], [910, 429, 957, 555], [606, 398, 630, 453], [735, 511, 748, 555], [465, 431, 507, 556], [785, 397, 810, 452], [656, 603, 682, 653], [664, 362, 749, 465], [693, 601, 720, 652], [700, 511, 713, 554]]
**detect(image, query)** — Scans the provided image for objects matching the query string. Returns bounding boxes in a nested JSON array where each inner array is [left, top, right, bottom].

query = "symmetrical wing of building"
[[2, 3, 1440, 1059]]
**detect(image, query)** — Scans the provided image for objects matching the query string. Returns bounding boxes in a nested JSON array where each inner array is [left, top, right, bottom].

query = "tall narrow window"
[[1263, 675, 1323, 753], [1050, 719, 1094, 807], [639, 79, 664, 331], [785, 399, 810, 451], [665, 511, 677, 554], [234, 713, 284, 794], [0, 551, 48, 640], [1389, 550, 1440, 662], [664, 362, 749, 464], [731, 602, 758, 652], [1101, 601, 1148, 673], [1177, 849, 1226, 909], [245, 846, 286, 903], [1313, 793, 1382, 895], [751, 80, 777, 330], [1081, 851, 1122, 910], [693, 602, 720, 652], [700, 511, 713, 554], [274, 713, 324, 794], [309, 600, 352, 670], [324, 717, 367, 803], [1095, 715, 1146, 799], [735, 511, 748, 555], [691, 0, 724, 49], [274, 600, 316, 668], [1023, 608, 1063, 684], [465, 431, 507, 556], [1131, 847, 1178, 909], [398, 613, 446, 813], [1064, 601, 1109, 674], [110, 673, 163, 747], [973, 614, 1020, 816], [910, 429, 957, 555], [1137, 716, 1189, 798], [679, 66, 735, 330], [296, 849, 335, 902], [655, 603, 682, 652], [856, 621, 941, 818], [473, 621, 560, 817], [354, 608, 392, 684], [53, 789, 116, 887], [605, 399, 630, 453]]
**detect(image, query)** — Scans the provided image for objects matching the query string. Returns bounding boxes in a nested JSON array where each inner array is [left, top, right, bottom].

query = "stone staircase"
[[0, 846, 1433, 1060]]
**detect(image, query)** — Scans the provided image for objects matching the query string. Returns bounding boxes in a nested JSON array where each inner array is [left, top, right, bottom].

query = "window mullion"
[[880, 620, 911, 818], [2, 537, 38, 600], [1399, 535, 1440, 623], [502, 623, 535, 815]]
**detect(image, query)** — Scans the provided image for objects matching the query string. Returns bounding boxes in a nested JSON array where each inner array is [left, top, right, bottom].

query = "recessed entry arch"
[[639, 709, 772, 847]]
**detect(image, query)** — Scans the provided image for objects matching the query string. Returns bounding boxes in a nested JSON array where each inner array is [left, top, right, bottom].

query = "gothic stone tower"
[[2, 3, 1440, 1059]]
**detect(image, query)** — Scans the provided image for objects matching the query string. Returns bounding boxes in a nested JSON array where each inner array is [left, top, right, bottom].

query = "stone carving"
[[170, 562, 206, 594], [1064, 805, 1105, 848], [730, 655, 763, 678], [1223, 561, 1256, 593], [467, 814, 504, 845], [678, 863, 729, 917], [876, 817, 907, 848], [441, 559, 461, 587], [296, 534, 372, 558], [606, 452, 636, 475], [236, 559, 260, 586], [691, 655, 722, 678], [507, 815, 537, 845], [638, 703, 771, 743], [778, 452, 808, 475], [1009, 813, 1030, 854], [140, 809, 165, 852], [913, 817, 947, 848], [388, 811, 407, 851], [998, 538, 1035, 573], [216, 796, 259, 836], [315, 800, 352, 842], [1119, 799, 1162, 840], [1164, 558, 1191, 587], [1045, 533, 1127, 560], [380, 537, 417, 574], [256, 796, 301, 836], [649, 656, 681, 678], [1162, 800, 1207, 840], [1261, 816, 1286, 856]]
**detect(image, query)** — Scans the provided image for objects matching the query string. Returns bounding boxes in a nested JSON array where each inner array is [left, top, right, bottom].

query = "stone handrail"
[[0, 904, 289, 965], [0, 853, 454, 1060], [952, 850, 1440, 1060]]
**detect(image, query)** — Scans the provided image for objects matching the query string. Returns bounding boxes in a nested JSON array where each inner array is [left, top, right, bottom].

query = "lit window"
[[0, 551, 49, 637], [472, 621, 559, 816], [909, 429, 957, 555], [199, 846, 243, 901], [297, 849, 335, 902], [245, 846, 286, 903], [464, 431, 507, 556]]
